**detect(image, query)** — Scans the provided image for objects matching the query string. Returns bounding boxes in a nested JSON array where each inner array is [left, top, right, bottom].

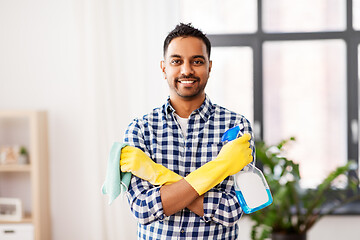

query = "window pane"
[[263, 40, 347, 188], [207, 47, 253, 123], [354, 0, 360, 30], [263, 0, 346, 32], [358, 44, 360, 180], [179, 0, 257, 34]]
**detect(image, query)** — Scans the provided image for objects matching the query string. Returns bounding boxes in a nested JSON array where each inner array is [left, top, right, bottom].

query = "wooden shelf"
[[0, 164, 31, 172], [0, 111, 50, 240], [0, 214, 32, 224]]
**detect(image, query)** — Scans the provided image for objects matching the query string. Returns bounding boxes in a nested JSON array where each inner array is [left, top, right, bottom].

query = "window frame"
[[208, 0, 360, 214]]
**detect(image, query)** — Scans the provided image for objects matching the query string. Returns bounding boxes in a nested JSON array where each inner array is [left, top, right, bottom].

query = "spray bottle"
[[221, 125, 273, 214]]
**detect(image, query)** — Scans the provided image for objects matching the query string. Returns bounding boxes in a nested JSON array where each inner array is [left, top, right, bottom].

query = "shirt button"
[[180, 229, 185, 233]]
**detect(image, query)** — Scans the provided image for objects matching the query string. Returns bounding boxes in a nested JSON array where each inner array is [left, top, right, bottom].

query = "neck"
[[169, 94, 205, 118]]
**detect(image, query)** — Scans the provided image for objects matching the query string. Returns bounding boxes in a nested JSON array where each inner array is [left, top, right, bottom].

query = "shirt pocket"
[[195, 142, 225, 168]]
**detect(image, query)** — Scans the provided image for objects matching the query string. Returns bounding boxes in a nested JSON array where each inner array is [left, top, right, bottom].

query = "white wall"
[[0, 1, 172, 239], [0, 1, 359, 240], [0, 1, 104, 239]]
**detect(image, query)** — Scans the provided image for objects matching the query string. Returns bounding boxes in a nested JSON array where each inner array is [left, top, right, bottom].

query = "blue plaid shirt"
[[124, 95, 255, 240]]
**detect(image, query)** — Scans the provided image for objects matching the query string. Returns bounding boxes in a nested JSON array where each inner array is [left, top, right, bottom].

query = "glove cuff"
[[184, 160, 229, 195]]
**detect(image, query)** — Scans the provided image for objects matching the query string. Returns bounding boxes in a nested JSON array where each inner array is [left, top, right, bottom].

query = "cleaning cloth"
[[102, 142, 131, 205]]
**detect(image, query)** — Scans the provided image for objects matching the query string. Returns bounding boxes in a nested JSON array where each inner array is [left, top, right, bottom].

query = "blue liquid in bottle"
[[233, 166, 273, 214], [236, 189, 273, 214]]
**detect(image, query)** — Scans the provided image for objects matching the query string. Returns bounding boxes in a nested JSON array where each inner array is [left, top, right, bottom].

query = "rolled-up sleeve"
[[126, 179, 166, 225], [201, 179, 243, 227]]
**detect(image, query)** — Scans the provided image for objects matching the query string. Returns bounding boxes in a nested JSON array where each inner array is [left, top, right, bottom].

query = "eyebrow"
[[169, 54, 182, 59], [169, 54, 206, 60], [192, 55, 206, 60]]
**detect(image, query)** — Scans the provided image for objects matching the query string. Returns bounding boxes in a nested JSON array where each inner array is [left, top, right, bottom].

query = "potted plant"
[[250, 137, 360, 240], [18, 146, 29, 164]]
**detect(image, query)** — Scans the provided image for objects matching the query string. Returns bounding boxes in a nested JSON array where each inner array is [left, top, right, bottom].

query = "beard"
[[170, 74, 207, 99]]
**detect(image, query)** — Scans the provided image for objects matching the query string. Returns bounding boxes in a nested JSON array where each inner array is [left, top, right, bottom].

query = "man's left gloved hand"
[[184, 133, 253, 196]]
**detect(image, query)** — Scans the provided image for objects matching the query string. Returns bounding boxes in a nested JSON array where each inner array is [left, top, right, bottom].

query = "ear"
[[160, 60, 167, 79], [208, 60, 212, 73]]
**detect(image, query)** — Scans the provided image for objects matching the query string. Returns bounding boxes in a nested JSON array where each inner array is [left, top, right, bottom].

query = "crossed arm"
[[121, 133, 252, 217], [120, 146, 204, 216], [160, 179, 204, 216]]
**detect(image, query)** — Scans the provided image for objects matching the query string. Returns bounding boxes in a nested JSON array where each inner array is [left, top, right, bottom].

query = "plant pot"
[[272, 232, 306, 240], [18, 155, 28, 164]]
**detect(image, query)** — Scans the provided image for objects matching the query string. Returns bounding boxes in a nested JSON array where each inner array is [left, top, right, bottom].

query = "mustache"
[[175, 74, 200, 81]]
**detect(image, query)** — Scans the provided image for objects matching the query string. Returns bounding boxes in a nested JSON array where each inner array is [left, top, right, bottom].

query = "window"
[[180, 0, 360, 195], [263, 40, 347, 187], [207, 47, 254, 123], [358, 44, 360, 179], [263, 0, 346, 32], [354, 0, 360, 30], [179, 0, 257, 34]]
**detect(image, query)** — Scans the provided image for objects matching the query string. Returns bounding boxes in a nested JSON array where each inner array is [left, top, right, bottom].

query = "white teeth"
[[180, 81, 195, 84]]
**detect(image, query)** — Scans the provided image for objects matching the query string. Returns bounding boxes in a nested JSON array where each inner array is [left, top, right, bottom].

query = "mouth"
[[177, 79, 198, 88], [176, 76, 199, 84], [178, 80, 196, 84]]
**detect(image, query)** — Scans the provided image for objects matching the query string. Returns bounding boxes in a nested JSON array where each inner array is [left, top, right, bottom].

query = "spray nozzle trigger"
[[221, 125, 241, 142]]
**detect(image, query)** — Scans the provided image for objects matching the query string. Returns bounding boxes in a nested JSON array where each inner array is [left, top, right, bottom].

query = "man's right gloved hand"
[[184, 133, 253, 196], [120, 146, 183, 186]]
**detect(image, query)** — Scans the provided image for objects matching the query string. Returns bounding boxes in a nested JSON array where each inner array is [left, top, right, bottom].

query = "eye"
[[193, 60, 204, 65], [170, 59, 182, 65]]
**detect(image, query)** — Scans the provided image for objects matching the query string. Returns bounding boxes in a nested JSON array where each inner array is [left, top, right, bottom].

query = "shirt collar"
[[164, 95, 213, 121], [165, 97, 175, 117]]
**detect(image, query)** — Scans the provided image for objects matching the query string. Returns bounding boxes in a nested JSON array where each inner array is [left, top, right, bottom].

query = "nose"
[[181, 61, 194, 76]]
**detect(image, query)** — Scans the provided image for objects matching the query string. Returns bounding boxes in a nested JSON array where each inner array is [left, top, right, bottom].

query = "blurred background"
[[0, 0, 359, 239]]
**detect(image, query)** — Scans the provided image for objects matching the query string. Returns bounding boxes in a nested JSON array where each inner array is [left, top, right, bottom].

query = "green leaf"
[[250, 139, 360, 238]]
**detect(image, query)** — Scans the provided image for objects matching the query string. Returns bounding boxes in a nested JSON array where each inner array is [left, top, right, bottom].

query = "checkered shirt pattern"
[[123, 95, 255, 240]]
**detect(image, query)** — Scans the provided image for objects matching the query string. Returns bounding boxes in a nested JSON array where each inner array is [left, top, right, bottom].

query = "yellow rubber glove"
[[184, 133, 253, 195], [120, 146, 183, 186]]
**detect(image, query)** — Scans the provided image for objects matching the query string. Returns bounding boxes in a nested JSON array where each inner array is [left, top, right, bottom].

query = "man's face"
[[161, 37, 212, 101]]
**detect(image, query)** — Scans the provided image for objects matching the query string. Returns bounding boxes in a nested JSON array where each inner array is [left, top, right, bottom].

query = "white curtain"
[[0, 1, 199, 239], [73, 1, 181, 239]]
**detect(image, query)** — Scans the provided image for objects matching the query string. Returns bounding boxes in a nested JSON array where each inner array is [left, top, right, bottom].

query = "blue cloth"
[[123, 95, 255, 239], [102, 142, 131, 205]]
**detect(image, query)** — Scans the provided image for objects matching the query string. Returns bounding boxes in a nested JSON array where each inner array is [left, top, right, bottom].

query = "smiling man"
[[121, 23, 255, 239]]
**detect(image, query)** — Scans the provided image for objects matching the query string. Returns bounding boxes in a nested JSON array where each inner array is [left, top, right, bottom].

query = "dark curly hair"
[[163, 23, 211, 58]]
